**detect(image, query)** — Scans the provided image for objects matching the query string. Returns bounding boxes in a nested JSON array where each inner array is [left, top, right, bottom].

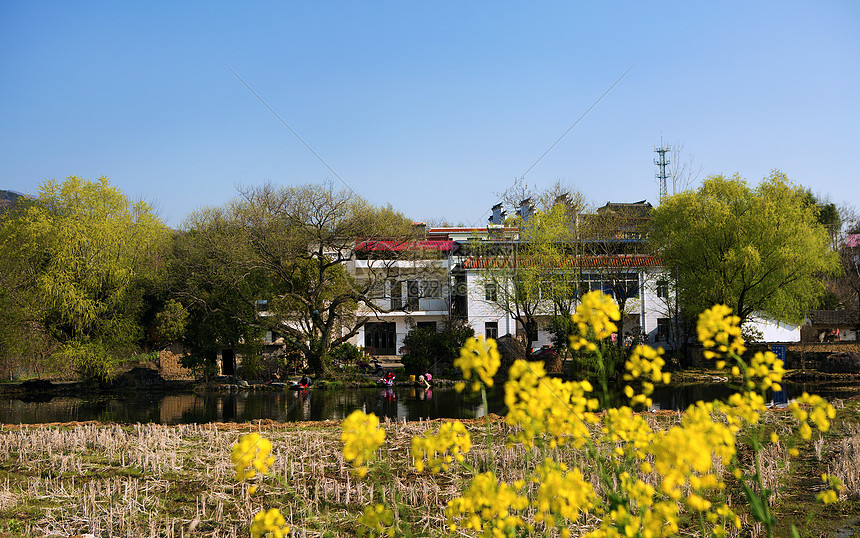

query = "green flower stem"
[[481, 384, 496, 476], [729, 349, 775, 538]]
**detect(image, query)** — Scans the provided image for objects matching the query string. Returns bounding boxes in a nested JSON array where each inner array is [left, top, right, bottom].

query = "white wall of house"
[[464, 269, 520, 342], [746, 316, 801, 342], [352, 258, 454, 355], [462, 265, 674, 351], [637, 268, 675, 348], [354, 314, 451, 356]]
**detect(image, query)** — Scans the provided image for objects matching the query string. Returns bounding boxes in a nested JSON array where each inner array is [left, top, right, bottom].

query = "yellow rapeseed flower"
[[505, 359, 598, 448], [454, 335, 501, 391], [815, 474, 844, 505], [411, 420, 471, 474], [697, 305, 745, 359], [788, 392, 836, 439], [533, 459, 595, 526], [250, 508, 289, 538], [231, 433, 275, 482], [572, 290, 621, 341], [446, 472, 530, 535], [341, 410, 386, 477], [357, 504, 395, 537]]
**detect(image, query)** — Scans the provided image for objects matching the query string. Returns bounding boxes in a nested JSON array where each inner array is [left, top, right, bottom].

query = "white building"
[[352, 237, 461, 355], [351, 215, 677, 356], [461, 253, 673, 349]]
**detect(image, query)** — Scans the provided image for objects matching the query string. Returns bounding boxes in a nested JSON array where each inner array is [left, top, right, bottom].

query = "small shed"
[[801, 310, 859, 342]]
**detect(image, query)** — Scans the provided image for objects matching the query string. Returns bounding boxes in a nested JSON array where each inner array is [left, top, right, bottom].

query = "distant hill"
[[0, 190, 25, 212]]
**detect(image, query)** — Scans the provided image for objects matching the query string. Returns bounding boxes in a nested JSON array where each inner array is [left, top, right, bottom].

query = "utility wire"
[[470, 64, 635, 227], [520, 64, 635, 179], [225, 64, 356, 196], [227, 62, 631, 421]]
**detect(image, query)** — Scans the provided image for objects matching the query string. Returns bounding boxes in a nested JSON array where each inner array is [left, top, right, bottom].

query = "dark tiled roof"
[[807, 310, 859, 326]]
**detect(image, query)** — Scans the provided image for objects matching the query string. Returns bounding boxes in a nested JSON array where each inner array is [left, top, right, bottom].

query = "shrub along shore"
[[0, 400, 856, 537]]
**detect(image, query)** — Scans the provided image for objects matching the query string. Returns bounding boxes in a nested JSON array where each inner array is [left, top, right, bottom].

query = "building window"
[[485, 321, 498, 340], [580, 272, 639, 300], [656, 280, 669, 298], [485, 282, 497, 302], [406, 280, 420, 310], [424, 279, 442, 298], [390, 281, 403, 310], [365, 322, 397, 355], [540, 280, 553, 301], [368, 279, 386, 299], [417, 321, 437, 332], [656, 318, 670, 342], [620, 273, 640, 299]]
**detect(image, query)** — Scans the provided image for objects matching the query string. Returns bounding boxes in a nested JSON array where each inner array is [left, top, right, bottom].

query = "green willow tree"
[[177, 183, 417, 377], [581, 201, 656, 347], [475, 184, 593, 354], [650, 171, 840, 327], [0, 176, 169, 379]]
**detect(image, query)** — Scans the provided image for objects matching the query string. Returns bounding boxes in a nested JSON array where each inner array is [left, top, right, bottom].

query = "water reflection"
[[0, 381, 854, 425], [649, 381, 858, 411], [0, 386, 503, 425]]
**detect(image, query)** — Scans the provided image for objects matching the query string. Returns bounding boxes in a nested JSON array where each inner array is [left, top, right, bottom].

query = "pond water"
[[0, 381, 856, 425]]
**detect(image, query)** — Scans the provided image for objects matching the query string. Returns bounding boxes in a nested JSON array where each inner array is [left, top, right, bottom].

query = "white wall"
[[746, 316, 801, 342], [465, 270, 518, 340]]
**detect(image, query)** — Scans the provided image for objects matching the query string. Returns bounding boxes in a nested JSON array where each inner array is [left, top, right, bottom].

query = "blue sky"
[[2, 2, 858, 227]]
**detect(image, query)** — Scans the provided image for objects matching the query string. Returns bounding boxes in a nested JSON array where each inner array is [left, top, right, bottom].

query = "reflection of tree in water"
[[155, 394, 204, 424], [6, 382, 857, 424], [0, 397, 80, 423]]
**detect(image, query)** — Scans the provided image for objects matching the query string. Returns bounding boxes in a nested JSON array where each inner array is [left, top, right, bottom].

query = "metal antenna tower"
[[654, 143, 670, 201]]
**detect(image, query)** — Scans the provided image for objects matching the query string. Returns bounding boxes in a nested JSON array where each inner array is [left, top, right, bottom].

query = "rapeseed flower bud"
[[341, 410, 386, 477], [231, 433, 275, 481], [357, 504, 395, 537]]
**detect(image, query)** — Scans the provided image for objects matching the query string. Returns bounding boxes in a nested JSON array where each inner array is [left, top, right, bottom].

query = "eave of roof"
[[807, 310, 859, 326], [355, 240, 458, 252], [462, 254, 663, 270]]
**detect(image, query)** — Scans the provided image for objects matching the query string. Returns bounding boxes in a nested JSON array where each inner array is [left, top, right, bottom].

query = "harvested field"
[[0, 403, 857, 537]]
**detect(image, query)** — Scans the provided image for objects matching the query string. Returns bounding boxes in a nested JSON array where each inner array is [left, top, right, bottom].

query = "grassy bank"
[[0, 400, 857, 537]]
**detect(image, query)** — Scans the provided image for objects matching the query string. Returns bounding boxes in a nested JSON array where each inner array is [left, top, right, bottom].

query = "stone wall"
[[782, 342, 860, 369], [686, 341, 860, 369], [158, 349, 194, 380]]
